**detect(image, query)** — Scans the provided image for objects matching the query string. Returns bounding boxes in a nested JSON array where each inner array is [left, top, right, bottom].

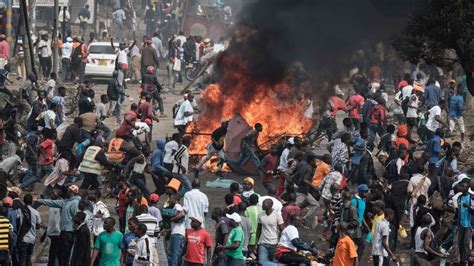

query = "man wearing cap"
[[183, 179, 208, 229], [242, 177, 258, 201], [36, 184, 81, 266], [61, 37, 73, 81], [148, 193, 162, 221], [216, 213, 245, 265], [194, 120, 228, 178], [349, 138, 374, 185], [183, 216, 213, 265]]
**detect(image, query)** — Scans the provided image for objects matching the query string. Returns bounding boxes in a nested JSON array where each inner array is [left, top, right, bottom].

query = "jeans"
[[458, 226, 472, 263], [168, 234, 184, 266], [295, 192, 320, 221], [227, 147, 260, 169], [129, 173, 150, 198], [18, 242, 33, 266], [61, 58, 71, 81], [40, 56, 52, 79], [48, 235, 60, 266], [173, 173, 192, 197], [80, 172, 100, 190], [21, 164, 53, 189], [226, 256, 244, 266], [58, 231, 74, 266], [23, 157, 39, 184], [258, 243, 276, 263], [196, 144, 225, 171], [109, 101, 121, 124], [368, 123, 384, 149]]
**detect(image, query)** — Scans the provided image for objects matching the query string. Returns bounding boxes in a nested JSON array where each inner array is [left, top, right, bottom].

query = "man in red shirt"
[[116, 103, 138, 139], [21, 128, 56, 191], [346, 91, 365, 130], [184, 216, 213, 265], [137, 95, 159, 140], [281, 193, 301, 227], [259, 144, 278, 193], [368, 98, 387, 150]]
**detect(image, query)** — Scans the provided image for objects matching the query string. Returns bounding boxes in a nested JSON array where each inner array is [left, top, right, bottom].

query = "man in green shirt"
[[244, 194, 261, 256], [91, 217, 124, 266], [216, 213, 245, 265]]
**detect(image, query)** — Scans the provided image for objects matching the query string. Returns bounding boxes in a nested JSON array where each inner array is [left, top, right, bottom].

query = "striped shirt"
[[0, 216, 11, 250], [136, 213, 160, 238]]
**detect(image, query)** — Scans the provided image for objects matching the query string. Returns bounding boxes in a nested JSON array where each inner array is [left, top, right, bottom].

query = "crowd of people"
[[0, 2, 472, 266]]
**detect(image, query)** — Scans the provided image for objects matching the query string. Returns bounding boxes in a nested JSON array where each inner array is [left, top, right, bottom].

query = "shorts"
[[449, 116, 465, 133]]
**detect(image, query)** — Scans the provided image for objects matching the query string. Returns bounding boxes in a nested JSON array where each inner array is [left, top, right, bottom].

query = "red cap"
[[398, 81, 409, 88], [149, 193, 159, 203]]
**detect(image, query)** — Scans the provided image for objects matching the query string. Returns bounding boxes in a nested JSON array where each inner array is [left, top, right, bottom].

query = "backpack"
[[106, 138, 125, 163]]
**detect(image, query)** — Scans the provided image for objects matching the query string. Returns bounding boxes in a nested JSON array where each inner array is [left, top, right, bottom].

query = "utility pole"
[[93, 0, 98, 36], [53, 0, 59, 75], [20, 0, 36, 76]]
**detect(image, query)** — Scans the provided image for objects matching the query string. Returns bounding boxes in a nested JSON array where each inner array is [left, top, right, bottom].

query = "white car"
[[84, 42, 118, 79]]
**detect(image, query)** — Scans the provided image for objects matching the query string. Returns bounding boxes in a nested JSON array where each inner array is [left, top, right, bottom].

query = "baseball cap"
[[358, 184, 369, 193], [149, 193, 159, 203], [398, 80, 408, 88], [2, 197, 13, 207], [243, 177, 254, 186], [190, 216, 204, 224], [226, 213, 241, 223]]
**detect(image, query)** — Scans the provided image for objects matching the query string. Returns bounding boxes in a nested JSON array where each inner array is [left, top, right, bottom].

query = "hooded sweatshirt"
[[151, 139, 166, 173]]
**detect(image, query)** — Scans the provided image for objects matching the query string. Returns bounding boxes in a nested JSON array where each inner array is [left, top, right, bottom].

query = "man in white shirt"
[[371, 201, 398, 264], [257, 198, 285, 264], [44, 102, 57, 130], [163, 133, 181, 172], [38, 33, 52, 80], [135, 205, 160, 243], [425, 101, 447, 139], [61, 37, 73, 81], [88, 189, 110, 240], [174, 93, 195, 133], [183, 179, 209, 229], [169, 193, 186, 266]]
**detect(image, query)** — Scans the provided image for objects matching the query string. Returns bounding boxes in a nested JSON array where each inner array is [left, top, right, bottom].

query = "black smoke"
[[219, 0, 427, 90]]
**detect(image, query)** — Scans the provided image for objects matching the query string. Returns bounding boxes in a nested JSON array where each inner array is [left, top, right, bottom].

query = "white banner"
[[13, 0, 69, 7]]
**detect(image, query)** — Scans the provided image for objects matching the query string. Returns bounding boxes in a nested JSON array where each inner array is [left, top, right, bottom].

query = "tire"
[[185, 66, 199, 81]]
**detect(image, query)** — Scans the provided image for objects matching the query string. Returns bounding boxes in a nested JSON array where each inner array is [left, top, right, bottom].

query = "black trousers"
[[18, 242, 33, 266], [40, 56, 52, 79], [48, 235, 60, 266], [278, 252, 309, 265], [80, 172, 100, 190], [58, 231, 74, 266]]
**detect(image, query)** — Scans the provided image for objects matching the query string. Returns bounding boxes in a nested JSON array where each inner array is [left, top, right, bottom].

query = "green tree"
[[392, 0, 474, 94]]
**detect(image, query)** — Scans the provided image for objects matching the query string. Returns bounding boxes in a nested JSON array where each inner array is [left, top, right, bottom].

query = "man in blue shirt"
[[448, 84, 467, 142], [427, 128, 443, 180], [423, 78, 442, 109], [351, 184, 369, 257], [457, 178, 472, 263]]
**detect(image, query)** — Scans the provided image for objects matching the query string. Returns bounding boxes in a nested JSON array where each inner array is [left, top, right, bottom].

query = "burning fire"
[[188, 64, 313, 157]]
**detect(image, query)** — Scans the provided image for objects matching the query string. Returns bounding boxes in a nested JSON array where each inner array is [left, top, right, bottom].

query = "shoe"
[[159, 113, 167, 117]]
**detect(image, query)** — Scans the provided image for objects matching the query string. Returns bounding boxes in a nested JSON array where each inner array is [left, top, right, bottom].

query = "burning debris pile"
[[188, 27, 314, 155]]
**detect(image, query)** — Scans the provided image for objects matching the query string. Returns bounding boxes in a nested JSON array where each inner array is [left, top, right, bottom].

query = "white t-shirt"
[[44, 110, 57, 129], [45, 79, 56, 99], [116, 49, 129, 65], [401, 85, 413, 99], [132, 122, 150, 136], [163, 140, 179, 164], [38, 40, 52, 58], [183, 189, 209, 229], [172, 145, 189, 174], [171, 204, 186, 236], [278, 225, 299, 251], [257, 210, 284, 244], [174, 100, 194, 126], [406, 95, 419, 118], [61, 42, 73, 58], [371, 219, 390, 256], [426, 105, 441, 132]]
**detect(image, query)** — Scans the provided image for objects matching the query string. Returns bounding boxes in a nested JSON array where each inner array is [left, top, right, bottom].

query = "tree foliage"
[[392, 0, 474, 93]]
